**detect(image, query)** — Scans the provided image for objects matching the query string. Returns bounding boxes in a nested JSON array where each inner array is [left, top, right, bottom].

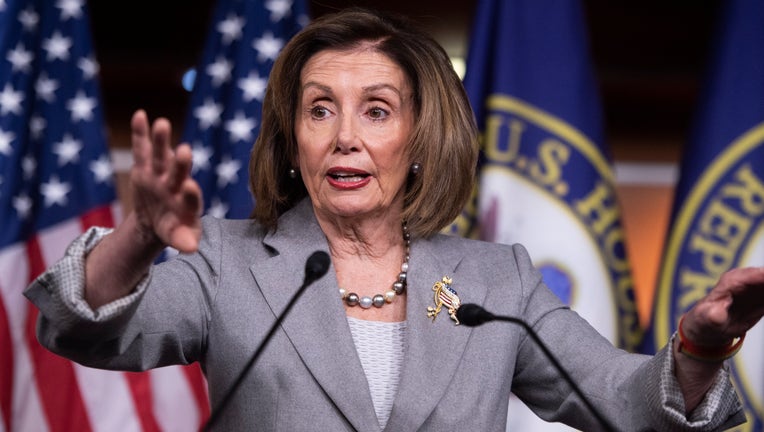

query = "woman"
[[26, 8, 762, 431]]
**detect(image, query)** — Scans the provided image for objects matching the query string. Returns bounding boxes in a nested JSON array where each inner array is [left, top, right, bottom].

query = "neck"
[[317, 214, 404, 260]]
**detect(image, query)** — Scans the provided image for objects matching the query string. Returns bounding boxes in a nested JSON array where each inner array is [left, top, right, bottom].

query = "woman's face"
[[295, 47, 414, 222]]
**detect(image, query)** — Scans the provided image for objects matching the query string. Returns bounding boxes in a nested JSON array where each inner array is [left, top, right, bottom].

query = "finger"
[[131, 110, 151, 169], [168, 143, 193, 193], [180, 177, 203, 218], [740, 267, 764, 286], [723, 267, 764, 291], [170, 225, 201, 254], [151, 117, 173, 174], [171, 182, 203, 254]]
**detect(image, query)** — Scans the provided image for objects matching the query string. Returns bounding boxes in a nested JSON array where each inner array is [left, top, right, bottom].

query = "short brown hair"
[[249, 7, 478, 238]]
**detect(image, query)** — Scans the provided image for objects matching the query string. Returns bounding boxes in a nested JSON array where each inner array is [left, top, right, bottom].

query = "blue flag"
[[458, 0, 642, 429], [464, 0, 642, 353], [648, 0, 764, 429], [181, 0, 308, 219]]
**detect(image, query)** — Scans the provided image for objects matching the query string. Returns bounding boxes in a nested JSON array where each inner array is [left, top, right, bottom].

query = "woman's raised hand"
[[129, 110, 203, 253]]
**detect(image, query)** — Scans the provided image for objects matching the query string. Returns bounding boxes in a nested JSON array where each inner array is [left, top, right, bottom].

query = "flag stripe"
[[0, 293, 12, 432], [78, 205, 125, 429], [151, 366, 205, 431], [0, 244, 47, 432], [73, 366, 142, 432], [125, 373, 162, 432], [25, 237, 93, 432], [81, 205, 116, 231], [183, 364, 212, 425]]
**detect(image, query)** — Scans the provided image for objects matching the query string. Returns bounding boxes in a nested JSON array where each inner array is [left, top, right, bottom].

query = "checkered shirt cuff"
[[34, 226, 151, 322], [651, 332, 742, 431]]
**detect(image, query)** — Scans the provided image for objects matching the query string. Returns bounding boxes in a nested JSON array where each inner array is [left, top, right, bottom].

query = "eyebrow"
[[301, 82, 403, 98], [301, 82, 332, 94], [361, 83, 403, 97]]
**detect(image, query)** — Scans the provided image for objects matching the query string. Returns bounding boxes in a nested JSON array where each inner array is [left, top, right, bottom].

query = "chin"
[[324, 201, 390, 220]]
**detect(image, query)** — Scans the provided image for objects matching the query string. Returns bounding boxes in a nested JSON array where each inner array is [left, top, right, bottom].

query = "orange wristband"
[[677, 315, 745, 363]]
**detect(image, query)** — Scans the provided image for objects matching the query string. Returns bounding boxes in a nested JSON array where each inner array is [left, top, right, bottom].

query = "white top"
[[347, 316, 407, 429]]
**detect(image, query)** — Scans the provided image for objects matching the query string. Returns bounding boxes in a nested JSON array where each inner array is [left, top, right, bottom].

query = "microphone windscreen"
[[456, 303, 494, 327], [304, 251, 331, 283]]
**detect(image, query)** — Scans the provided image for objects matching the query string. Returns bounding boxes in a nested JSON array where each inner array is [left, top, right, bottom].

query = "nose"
[[334, 114, 360, 154]]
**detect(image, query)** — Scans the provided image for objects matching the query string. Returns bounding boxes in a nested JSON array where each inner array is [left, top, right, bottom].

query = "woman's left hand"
[[682, 267, 764, 346], [673, 267, 764, 411]]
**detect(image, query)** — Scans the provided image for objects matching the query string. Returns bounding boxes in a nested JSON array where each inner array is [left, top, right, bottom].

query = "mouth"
[[327, 168, 370, 182], [326, 167, 372, 188], [328, 172, 369, 182]]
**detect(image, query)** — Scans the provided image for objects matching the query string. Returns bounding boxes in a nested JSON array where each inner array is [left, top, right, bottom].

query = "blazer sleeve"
[[506, 243, 744, 431], [24, 218, 223, 372]]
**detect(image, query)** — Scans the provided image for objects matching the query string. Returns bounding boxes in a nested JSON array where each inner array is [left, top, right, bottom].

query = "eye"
[[310, 105, 330, 119], [368, 107, 389, 120]]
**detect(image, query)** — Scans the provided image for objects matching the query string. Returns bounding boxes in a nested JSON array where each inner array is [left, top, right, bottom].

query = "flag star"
[[13, 193, 33, 219], [29, 115, 46, 139], [67, 90, 97, 121], [216, 156, 242, 187], [18, 7, 39, 32], [207, 198, 229, 219], [22, 155, 36, 179], [194, 99, 223, 129], [206, 56, 233, 87], [41, 175, 71, 207], [54, 134, 83, 166], [225, 111, 257, 143], [191, 142, 213, 173], [35, 73, 59, 103], [43, 31, 72, 61], [7, 43, 33, 73], [238, 72, 267, 102], [217, 14, 244, 45], [253, 32, 284, 62], [0, 84, 23, 115], [56, 0, 83, 20], [90, 155, 113, 183], [0, 128, 15, 155], [265, 0, 292, 22], [78, 56, 99, 79]]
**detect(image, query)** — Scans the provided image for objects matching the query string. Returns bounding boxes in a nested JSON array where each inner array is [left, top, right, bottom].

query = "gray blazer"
[[27, 199, 744, 431]]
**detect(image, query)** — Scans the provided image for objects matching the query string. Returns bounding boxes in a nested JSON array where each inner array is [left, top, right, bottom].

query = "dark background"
[[88, 0, 724, 162]]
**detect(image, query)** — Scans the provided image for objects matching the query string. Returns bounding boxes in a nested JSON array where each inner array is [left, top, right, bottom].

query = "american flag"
[[438, 284, 458, 308], [181, 0, 309, 219], [0, 0, 208, 430]]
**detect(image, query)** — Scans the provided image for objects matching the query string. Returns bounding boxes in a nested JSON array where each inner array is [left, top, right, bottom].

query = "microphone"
[[303, 249, 331, 285], [456, 303, 616, 432], [202, 251, 331, 431]]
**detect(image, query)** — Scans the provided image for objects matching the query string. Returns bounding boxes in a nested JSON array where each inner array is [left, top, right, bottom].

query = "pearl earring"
[[289, 168, 297, 179], [410, 163, 421, 175]]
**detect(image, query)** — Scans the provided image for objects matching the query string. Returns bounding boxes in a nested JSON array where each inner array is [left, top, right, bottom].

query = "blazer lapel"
[[385, 237, 489, 430], [251, 201, 381, 432]]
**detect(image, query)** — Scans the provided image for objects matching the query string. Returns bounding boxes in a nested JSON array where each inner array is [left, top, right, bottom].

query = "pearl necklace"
[[339, 222, 410, 309]]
